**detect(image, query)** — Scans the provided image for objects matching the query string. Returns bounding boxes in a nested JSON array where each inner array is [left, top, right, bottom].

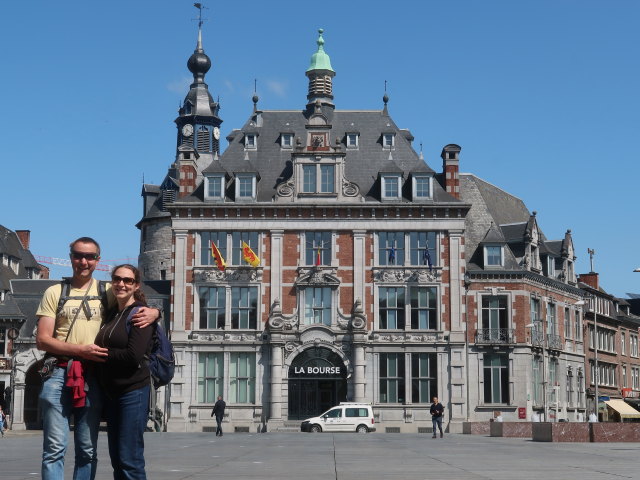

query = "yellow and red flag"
[[210, 241, 226, 271], [242, 241, 260, 267]]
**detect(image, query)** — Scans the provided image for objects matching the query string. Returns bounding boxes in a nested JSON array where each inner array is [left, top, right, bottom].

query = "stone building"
[[138, 24, 594, 432]]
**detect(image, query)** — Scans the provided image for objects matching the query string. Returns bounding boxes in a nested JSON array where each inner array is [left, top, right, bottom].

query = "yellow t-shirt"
[[36, 280, 115, 346]]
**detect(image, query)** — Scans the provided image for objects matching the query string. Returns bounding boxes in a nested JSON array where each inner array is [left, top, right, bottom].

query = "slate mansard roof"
[[173, 107, 458, 206]]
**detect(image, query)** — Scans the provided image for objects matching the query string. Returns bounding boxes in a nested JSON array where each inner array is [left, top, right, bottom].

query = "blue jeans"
[[39, 366, 103, 480], [432, 416, 443, 435], [105, 385, 150, 480]]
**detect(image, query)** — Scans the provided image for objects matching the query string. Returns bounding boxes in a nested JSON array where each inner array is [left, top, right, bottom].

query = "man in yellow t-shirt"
[[36, 237, 159, 480]]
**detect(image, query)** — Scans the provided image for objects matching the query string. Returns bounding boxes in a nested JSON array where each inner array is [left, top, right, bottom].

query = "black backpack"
[[124, 307, 175, 389]]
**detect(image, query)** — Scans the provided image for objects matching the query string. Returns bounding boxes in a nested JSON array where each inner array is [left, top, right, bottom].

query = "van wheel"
[[310, 424, 322, 433], [356, 425, 369, 433]]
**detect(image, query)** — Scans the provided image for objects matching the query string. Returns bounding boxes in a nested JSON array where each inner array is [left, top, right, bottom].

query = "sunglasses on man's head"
[[112, 275, 136, 286], [70, 251, 100, 261]]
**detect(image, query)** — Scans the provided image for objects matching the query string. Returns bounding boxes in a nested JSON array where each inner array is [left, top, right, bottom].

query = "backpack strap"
[[55, 278, 72, 318]]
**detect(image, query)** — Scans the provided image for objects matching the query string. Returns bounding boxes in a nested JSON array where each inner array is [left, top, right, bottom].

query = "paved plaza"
[[1, 431, 638, 480]]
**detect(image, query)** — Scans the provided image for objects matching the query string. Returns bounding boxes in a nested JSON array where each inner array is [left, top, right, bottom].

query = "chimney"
[[441, 144, 461, 199], [16, 229, 31, 249], [578, 272, 599, 290]]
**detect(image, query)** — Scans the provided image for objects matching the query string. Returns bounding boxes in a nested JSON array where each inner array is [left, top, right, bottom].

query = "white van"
[[300, 403, 376, 433]]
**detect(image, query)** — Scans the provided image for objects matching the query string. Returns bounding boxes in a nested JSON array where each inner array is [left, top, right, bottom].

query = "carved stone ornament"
[[373, 268, 438, 284], [276, 178, 295, 197], [268, 299, 299, 330], [371, 331, 443, 343], [342, 178, 360, 197], [194, 267, 262, 284], [296, 267, 341, 287], [337, 299, 367, 330]]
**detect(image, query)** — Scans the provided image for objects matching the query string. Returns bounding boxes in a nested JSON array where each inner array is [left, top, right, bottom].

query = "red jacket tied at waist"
[[64, 360, 87, 408]]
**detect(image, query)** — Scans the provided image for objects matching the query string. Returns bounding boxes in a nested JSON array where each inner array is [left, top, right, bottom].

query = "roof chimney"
[[578, 272, 599, 290], [441, 144, 461, 199], [16, 229, 31, 249]]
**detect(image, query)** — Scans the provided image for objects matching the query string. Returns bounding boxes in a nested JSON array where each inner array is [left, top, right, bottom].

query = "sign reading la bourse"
[[292, 366, 341, 375]]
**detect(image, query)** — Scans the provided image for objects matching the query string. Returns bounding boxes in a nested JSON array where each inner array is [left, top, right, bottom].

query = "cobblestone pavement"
[[1, 431, 638, 479]]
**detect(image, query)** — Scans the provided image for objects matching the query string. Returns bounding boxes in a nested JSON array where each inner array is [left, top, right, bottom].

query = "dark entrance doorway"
[[288, 348, 347, 420]]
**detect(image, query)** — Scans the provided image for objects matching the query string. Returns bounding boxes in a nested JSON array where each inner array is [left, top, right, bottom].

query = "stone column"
[[352, 231, 367, 306], [270, 342, 283, 421], [270, 230, 284, 306], [353, 341, 366, 402], [172, 229, 189, 340]]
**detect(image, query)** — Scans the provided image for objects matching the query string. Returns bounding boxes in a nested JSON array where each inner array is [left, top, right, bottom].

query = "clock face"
[[213, 126, 220, 140], [182, 124, 194, 137]]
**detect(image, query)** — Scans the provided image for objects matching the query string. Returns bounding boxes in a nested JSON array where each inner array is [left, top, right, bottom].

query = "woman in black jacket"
[[96, 264, 152, 479]]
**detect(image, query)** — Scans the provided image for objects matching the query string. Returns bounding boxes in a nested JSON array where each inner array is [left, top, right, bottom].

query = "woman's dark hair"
[[112, 264, 147, 304]]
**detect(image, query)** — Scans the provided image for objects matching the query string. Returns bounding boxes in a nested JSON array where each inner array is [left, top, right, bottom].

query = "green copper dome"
[[306, 29, 334, 73]]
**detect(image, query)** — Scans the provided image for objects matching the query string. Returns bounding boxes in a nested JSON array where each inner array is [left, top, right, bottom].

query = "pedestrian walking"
[[430, 396, 444, 438], [211, 396, 226, 437]]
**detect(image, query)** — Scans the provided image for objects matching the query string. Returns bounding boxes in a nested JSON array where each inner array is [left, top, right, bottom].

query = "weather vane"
[[193, 3, 208, 28]]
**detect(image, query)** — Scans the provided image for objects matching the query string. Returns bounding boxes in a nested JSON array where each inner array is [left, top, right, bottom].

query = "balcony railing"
[[475, 328, 515, 344], [547, 333, 563, 350], [530, 330, 545, 347]]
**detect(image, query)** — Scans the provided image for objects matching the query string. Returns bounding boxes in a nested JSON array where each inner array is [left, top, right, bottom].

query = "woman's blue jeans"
[[105, 385, 150, 480], [39, 366, 103, 480]]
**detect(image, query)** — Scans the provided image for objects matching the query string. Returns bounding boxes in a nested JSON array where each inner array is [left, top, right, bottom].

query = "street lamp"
[[526, 322, 547, 421]]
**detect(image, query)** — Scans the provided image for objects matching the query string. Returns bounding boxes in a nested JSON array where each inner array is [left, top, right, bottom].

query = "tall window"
[[379, 232, 405, 266], [411, 353, 436, 403], [482, 296, 508, 331], [622, 332, 626, 355], [531, 298, 542, 332], [410, 287, 437, 329], [564, 307, 571, 339], [197, 353, 223, 403], [631, 334, 638, 357], [547, 302, 557, 335], [379, 287, 405, 329], [320, 165, 335, 193], [622, 365, 627, 388], [578, 369, 585, 407], [231, 287, 258, 329], [532, 356, 543, 405], [409, 232, 437, 267], [199, 287, 225, 329], [567, 369, 574, 406], [231, 232, 259, 265], [304, 287, 332, 325], [379, 353, 405, 403], [229, 353, 256, 403], [200, 231, 227, 265], [0, 328, 6, 357], [549, 359, 558, 403], [206, 175, 224, 199], [303, 165, 316, 192], [484, 354, 509, 404], [574, 310, 582, 339], [305, 231, 331, 266]]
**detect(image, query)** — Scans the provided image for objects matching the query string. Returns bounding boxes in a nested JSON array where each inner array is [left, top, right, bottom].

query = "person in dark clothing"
[[95, 264, 153, 479], [430, 396, 445, 438], [211, 396, 226, 436]]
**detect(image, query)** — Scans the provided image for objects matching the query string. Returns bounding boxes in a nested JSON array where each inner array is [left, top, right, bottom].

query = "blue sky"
[[2, 1, 639, 297]]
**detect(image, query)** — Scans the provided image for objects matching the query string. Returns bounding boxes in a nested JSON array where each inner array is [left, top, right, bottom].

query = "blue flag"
[[423, 247, 433, 271], [388, 246, 396, 265]]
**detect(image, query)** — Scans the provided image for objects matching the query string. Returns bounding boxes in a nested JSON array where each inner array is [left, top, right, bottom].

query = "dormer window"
[[412, 176, 432, 200], [245, 134, 257, 150], [546, 256, 555, 277], [485, 245, 503, 267], [205, 175, 225, 200], [346, 133, 359, 149], [235, 175, 256, 201], [383, 133, 395, 148], [302, 164, 335, 194], [382, 175, 402, 200], [281, 133, 293, 148]]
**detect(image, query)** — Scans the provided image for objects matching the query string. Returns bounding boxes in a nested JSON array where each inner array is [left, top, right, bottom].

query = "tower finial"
[[193, 3, 207, 51]]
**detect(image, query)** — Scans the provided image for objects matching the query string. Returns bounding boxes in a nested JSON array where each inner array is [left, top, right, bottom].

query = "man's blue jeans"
[[39, 366, 103, 480], [105, 385, 150, 480], [432, 416, 443, 436]]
